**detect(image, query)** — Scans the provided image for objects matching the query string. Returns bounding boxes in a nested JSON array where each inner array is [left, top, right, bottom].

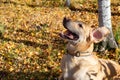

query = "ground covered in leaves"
[[0, 0, 120, 80]]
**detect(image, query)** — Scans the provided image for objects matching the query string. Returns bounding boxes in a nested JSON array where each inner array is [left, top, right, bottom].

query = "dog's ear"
[[90, 27, 110, 43]]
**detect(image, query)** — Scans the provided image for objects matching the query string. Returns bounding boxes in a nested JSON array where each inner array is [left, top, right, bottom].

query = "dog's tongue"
[[64, 30, 74, 39], [67, 33, 74, 39]]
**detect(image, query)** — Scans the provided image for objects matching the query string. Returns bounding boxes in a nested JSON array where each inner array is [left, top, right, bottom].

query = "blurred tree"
[[65, 0, 70, 7], [97, 0, 118, 51]]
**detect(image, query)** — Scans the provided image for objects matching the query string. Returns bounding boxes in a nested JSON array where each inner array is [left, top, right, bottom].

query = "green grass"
[[115, 26, 120, 44]]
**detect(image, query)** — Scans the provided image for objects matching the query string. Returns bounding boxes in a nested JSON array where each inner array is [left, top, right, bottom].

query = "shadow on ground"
[[0, 71, 59, 80]]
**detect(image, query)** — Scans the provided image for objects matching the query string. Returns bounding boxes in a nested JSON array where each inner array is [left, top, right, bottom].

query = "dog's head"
[[60, 17, 110, 45]]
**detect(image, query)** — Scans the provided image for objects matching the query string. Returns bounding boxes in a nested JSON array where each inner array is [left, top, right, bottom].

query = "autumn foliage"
[[0, 0, 120, 79]]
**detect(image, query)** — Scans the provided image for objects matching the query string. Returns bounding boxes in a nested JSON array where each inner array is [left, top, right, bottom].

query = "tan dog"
[[59, 17, 120, 80]]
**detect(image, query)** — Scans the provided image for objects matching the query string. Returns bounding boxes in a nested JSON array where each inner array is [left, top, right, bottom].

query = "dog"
[[59, 17, 120, 80]]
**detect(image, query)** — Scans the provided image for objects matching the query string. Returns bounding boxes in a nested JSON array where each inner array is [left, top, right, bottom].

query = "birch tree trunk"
[[65, 0, 71, 7], [97, 0, 118, 51]]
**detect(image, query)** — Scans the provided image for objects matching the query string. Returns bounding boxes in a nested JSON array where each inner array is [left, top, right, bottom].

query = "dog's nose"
[[63, 17, 70, 22], [63, 17, 71, 28]]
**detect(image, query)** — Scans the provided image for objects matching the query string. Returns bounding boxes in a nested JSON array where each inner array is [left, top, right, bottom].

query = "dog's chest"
[[62, 55, 99, 80]]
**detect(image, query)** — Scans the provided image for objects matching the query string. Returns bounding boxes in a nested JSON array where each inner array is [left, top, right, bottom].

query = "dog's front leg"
[[87, 70, 105, 80]]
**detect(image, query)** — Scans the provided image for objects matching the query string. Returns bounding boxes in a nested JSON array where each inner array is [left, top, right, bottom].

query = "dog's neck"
[[66, 41, 94, 57]]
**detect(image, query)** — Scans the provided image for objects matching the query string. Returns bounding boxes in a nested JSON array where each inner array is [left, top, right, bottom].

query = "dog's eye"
[[78, 24, 83, 28]]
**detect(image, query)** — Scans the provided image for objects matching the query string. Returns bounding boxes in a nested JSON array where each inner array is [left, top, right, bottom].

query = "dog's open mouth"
[[60, 30, 79, 40]]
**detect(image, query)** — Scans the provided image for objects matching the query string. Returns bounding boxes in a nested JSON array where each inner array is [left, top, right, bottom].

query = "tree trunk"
[[65, 0, 71, 7], [97, 0, 118, 51]]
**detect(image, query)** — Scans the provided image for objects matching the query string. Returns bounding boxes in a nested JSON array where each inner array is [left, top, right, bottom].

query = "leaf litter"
[[0, 0, 120, 79]]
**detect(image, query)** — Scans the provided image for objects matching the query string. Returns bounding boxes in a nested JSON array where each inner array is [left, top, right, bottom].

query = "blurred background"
[[0, 0, 120, 80]]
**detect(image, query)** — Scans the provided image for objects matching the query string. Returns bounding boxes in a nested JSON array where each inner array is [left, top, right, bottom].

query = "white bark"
[[98, 0, 118, 51], [98, 0, 111, 29], [65, 0, 71, 7]]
